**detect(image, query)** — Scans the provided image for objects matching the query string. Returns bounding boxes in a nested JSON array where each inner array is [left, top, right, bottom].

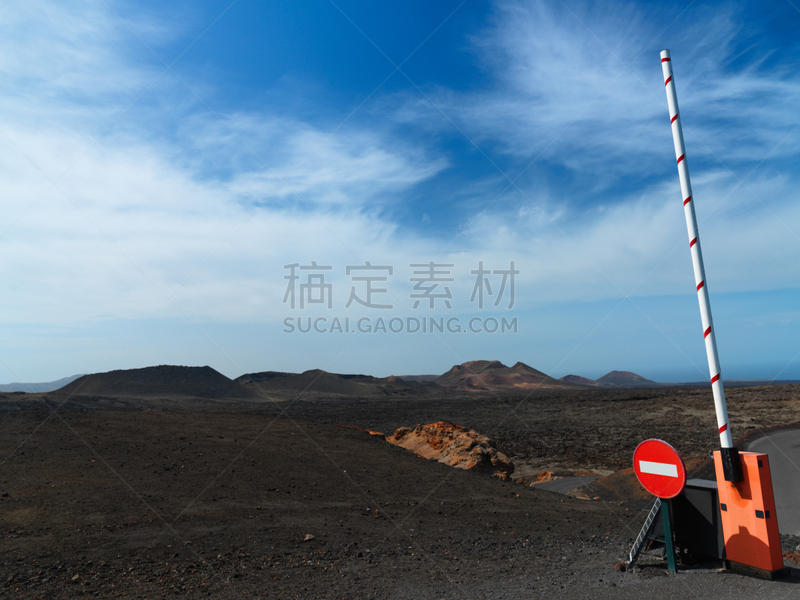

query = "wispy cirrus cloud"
[[383, 0, 800, 297], [399, 1, 800, 190]]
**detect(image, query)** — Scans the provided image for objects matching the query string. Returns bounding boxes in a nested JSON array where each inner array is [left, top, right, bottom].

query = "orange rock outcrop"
[[339, 424, 386, 440], [532, 471, 561, 485], [387, 421, 514, 480]]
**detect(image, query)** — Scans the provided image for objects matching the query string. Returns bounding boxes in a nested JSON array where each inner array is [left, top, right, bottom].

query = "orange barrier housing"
[[713, 451, 783, 573]]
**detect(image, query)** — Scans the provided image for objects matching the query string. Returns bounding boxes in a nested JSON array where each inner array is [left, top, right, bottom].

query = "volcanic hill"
[[436, 360, 579, 391], [54, 365, 257, 399], [559, 374, 599, 387], [396, 374, 440, 383], [235, 369, 438, 398], [559, 371, 659, 388], [595, 370, 658, 387]]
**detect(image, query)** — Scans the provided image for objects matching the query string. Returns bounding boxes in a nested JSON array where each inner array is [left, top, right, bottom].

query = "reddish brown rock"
[[338, 424, 386, 440], [387, 421, 514, 480], [531, 471, 561, 485]]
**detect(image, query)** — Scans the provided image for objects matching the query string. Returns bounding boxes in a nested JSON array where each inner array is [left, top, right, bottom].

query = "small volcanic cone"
[[595, 370, 657, 387], [388, 421, 514, 480]]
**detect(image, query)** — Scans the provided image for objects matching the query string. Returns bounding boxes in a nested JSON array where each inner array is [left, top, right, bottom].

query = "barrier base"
[[713, 451, 784, 573], [725, 560, 788, 580]]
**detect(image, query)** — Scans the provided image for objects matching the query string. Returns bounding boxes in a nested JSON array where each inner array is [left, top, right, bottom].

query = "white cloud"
[[0, 1, 452, 327], [1, 0, 799, 386], [0, 119, 453, 324]]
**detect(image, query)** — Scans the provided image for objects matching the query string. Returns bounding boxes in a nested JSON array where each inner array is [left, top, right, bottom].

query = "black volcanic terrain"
[[2, 363, 800, 598]]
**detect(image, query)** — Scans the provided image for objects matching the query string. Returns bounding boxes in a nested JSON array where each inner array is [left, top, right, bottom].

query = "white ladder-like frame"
[[627, 497, 662, 568]]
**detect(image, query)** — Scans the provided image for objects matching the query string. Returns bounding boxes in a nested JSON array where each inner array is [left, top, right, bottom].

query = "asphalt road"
[[747, 429, 800, 535], [538, 475, 599, 494]]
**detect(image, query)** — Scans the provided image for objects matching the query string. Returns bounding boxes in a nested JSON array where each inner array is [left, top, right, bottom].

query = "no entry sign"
[[633, 439, 687, 499]]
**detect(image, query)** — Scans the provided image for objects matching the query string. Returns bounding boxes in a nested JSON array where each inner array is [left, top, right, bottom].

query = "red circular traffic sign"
[[633, 439, 686, 499]]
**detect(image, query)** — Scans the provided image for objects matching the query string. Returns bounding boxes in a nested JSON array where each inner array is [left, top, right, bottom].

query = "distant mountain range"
[[15, 360, 581, 399], [5, 362, 797, 399], [0, 374, 83, 393]]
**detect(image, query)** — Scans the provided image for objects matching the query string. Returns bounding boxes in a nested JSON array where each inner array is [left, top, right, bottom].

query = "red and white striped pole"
[[661, 50, 739, 467]]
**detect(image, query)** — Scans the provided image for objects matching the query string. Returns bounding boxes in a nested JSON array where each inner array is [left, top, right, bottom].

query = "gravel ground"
[[2, 386, 800, 598]]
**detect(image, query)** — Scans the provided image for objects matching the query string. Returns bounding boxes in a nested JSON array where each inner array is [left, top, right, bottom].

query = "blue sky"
[[1, 0, 800, 384]]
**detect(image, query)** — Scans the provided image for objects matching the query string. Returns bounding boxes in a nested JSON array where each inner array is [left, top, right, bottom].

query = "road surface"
[[538, 475, 599, 494]]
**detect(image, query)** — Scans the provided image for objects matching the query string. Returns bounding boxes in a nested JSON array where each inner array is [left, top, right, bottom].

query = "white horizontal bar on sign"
[[639, 460, 678, 478]]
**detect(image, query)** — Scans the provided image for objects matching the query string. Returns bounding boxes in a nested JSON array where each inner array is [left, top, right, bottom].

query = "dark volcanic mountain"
[[235, 370, 438, 398], [396, 374, 440, 383], [559, 374, 598, 387], [55, 365, 257, 399], [595, 370, 657, 387], [436, 360, 579, 392]]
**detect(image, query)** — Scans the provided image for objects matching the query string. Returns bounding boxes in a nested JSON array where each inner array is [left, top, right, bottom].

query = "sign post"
[[633, 439, 686, 572], [661, 500, 677, 573]]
